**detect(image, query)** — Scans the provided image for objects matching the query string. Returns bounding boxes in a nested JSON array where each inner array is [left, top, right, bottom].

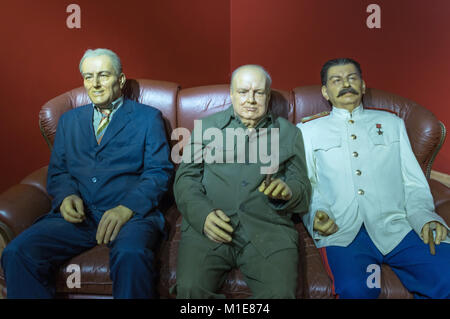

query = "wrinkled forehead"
[[81, 55, 115, 74], [327, 63, 360, 79], [232, 68, 268, 90]]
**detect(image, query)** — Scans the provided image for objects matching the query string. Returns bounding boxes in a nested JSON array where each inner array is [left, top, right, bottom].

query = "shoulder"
[[300, 111, 331, 124], [66, 103, 91, 115], [296, 111, 331, 130], [364, 106, 398, 115], [274, 116, 300, 138], [204, 108, 228, 122], [363, 106, 402, 124], [276, 115, 295, 128], [364, 106, 399, 118], [59, 104, 91, 122], [197, 107, 231, 129], [127, 98, 162, 116]]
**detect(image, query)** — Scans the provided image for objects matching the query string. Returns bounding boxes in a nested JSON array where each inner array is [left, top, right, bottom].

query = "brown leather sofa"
[[0, 80, 448, 299]]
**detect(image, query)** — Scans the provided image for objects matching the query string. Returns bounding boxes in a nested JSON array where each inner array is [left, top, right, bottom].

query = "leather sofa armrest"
[[157, 204, 181, 298], [0, 167, 51, 242], [429, 179, 450, 225], [20, 166, 48, 196], [296, 222, 334, 298]]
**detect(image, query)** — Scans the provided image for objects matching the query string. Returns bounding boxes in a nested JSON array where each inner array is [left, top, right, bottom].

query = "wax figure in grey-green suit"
[[172, 65, 311, 298]]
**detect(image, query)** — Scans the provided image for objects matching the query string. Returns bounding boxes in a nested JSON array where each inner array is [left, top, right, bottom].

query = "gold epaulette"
[[301, 111, 330, 123]]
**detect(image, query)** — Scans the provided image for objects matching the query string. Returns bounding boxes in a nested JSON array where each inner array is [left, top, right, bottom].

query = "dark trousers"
[[321, 226, 450, 299], [1, 211, 163, 299]]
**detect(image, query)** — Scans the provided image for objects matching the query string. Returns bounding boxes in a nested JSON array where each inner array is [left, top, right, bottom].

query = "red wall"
[[231, 0, 450, 174], [0, 0, 448, 193]]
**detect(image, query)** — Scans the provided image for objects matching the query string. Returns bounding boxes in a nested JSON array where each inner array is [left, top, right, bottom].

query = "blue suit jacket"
[[46, 98, 173, 222]]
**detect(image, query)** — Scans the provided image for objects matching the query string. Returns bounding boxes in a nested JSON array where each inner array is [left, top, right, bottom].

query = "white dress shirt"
[[297, 104, 449, 255]]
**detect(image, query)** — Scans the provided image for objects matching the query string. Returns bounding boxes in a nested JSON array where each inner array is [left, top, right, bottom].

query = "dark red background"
[[0, 0, 448, 192]]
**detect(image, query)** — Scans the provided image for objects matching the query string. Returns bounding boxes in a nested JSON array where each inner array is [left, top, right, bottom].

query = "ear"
[[119, 73, 126, 89], [321, 85, 329, 100], [362, 80, 366, 95]]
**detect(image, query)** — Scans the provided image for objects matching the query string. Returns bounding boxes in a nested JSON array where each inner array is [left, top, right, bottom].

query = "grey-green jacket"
[[174, 106, 311, 257]]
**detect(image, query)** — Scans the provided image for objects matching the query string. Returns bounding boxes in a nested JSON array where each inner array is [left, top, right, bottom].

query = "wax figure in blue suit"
[[1, 48, 173, 298]]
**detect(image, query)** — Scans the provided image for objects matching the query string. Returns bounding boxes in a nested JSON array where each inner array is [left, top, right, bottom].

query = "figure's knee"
[[1, 237, 29, 269], [1, 242, 17, 269], [112, 245, 153, 260], [435, 277, 450, 298], [421, 260, 450, 298], [110, 245, 154, 271], [432, 244, 450, 298]]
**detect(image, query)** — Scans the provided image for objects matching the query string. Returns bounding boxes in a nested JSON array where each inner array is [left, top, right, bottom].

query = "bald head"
[[230, 64, 272, 91]]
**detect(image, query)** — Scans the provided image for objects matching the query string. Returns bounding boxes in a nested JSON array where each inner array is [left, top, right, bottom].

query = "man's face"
[[230, 68, 270, 127], [322, 63, 365, 111], [81, 55, 125, 108]]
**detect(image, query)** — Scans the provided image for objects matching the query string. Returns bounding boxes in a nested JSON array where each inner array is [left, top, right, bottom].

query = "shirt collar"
[[218, 105, 274, 129], [93, 95, 124, 112], [331, 103, 363, 119]]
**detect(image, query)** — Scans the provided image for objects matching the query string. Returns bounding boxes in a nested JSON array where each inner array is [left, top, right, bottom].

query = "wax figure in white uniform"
[[297, 58, 450, 299]]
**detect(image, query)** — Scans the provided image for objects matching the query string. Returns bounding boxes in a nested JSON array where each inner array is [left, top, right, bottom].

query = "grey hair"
[[231, 64, 272, 90], [79, 48, 122, 75]]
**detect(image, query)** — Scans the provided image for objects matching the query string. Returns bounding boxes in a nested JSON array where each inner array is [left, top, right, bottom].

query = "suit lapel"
[[76, 105, 98, 147], [98, 98, 133, 149]]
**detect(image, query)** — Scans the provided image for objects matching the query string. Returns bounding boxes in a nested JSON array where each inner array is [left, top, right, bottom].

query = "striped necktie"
[[96, 108, 112, 144]]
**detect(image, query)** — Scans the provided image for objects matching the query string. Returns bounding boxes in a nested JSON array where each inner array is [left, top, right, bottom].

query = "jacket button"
[[355, 170, 362, 176], [351, 134, 357, 140], [348, 120, 354, 124], [241, 180, 249, 187], [358, 189, 364, 195], [352, 152, 359, 157], [91, 177, 97, 183]]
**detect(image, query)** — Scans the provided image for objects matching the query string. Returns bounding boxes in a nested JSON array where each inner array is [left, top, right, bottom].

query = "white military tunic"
[[297, 104, 450, 255]]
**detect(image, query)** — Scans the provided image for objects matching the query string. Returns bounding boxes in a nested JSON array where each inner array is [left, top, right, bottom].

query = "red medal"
[[376, 123, 383, 135]]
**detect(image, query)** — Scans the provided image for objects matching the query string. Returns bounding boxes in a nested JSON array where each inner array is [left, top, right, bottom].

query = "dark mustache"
[[337, 87, 359, 97]]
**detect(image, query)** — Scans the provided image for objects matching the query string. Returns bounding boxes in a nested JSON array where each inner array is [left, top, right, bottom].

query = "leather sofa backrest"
[[37, 80, 444, 179], [38, 79, 180, 148], [176, 84, 291, 132], [292, 85, 445, 177]]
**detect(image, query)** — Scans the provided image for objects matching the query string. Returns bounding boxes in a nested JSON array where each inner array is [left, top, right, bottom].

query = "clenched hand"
[[60, 194, 85, 223], [421, 221, 448, 246], [313, 211, 338, 236]]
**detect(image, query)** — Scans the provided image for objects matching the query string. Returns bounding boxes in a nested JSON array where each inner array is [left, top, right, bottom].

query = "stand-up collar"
[[331, 103, 363, 119]]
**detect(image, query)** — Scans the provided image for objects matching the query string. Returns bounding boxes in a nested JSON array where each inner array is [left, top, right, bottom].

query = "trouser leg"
[[174, 227, 233, 299], [385, 230, 450, 299], [1, 213, 97, 298], [108, 213, 163, 299], [238, 243, 298, 299], [321, 226, 383, 299]]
